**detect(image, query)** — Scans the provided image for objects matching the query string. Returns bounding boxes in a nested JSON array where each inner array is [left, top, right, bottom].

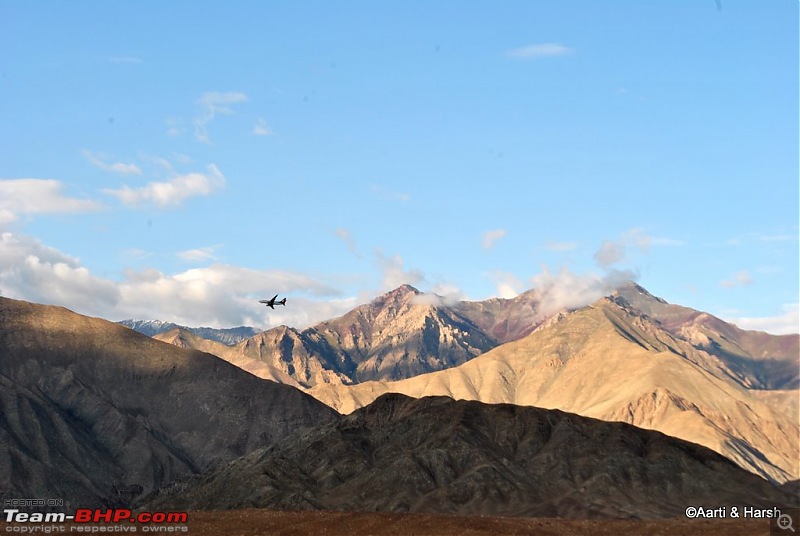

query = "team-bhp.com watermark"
[[3, 503, 189, 533]]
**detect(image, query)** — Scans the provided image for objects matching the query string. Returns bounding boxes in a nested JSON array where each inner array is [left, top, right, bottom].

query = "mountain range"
[[146, 393, 793, 519], [118, 319, 258, 345], [1, 281, 797, 519], [310, 294, 798, 484], [0, 298, 335, 508], [153, 284, 505, 388], [146, 283, 799, 486], [148, 284, 549, 391]]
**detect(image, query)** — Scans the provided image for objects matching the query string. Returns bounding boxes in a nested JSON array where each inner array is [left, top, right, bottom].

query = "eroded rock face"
[[450, 288, 543, 344], [0, 297, 338, 509], [614, 282, 799, 390], [125, 283, 799, 487], [146, 394, 796, 519], [309, 297, 800, 485], [208, 285, 499, 387], [311, 285, 497, 383]]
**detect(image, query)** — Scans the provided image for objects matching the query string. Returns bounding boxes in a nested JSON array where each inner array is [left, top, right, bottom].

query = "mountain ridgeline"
[[147, 283, 799, 486], [119, 319, 259, 345], [146, 283, 798, 395], [146, 394, 796, 519], [153, 284, 543, 389], [3, 281, 797, 518], [309, 294, 799, 485], [0, 298, 336, 509]]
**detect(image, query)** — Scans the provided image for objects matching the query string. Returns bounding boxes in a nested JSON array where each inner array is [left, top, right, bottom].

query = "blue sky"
[[1, 1, 797, 333]]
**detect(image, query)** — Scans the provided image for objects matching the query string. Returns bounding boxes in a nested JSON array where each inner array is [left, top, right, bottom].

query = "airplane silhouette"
[[259, 294, 286, 309]]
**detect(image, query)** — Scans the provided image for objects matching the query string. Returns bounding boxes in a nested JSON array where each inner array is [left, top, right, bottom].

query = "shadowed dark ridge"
[[0, 297, 338, 509], [146, 393, 796, 519]]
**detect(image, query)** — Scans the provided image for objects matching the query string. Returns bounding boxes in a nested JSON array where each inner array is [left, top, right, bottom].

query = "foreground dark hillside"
[[147, 394, 795, 519], [0, 297, 337, 508]]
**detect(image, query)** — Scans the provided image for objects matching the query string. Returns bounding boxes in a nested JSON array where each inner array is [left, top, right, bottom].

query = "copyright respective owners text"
[[3, 504, 190, 533], [685, 505, 799, 533]]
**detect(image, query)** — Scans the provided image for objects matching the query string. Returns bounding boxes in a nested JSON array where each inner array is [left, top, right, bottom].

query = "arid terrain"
[[309, 293, 799, 484], [1, 285, 797, 532]]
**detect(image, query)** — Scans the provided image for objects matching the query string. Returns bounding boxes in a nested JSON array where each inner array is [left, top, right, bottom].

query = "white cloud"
[[650, 237, 686, 247], [410, 292, 446, 307], [726, 304, 799, 335], [119, 263, 338, 325], [594, 240, 624, 268], [506, 43, 572, 60], [545, 241, 578, 252], [375, 250, 424, 292], [253, 117, 272, 136], [481, 229, 506, 250], [166, 117, 185, 137], [177, 245, 222, 263], [123, 248, 153, 260], [534, 227, 676, 317], [490, 271, 525, 299], [721, 270, 754, 288], [83, 150, 142, 175], [0, 179, 101, 223], [411, 283, 467, 307], [758, 234, 796, 242], [592, 228, 681, 268], [0, 232, 120, 309], [194, 91, 248, 143], [726, 231, 797, 246], [103, 164, 226, 208], [369, 184, 411, 203], [335, 228, 360, 257], [121, 264, 340, 328], [173, 153, 193, 165], [429, 283, 467, 303], [622, 227, 654, 250], [530, 266, 636, 318], [139, 153, 174, 172], [256, 296, 361, 330], [0, 231, 342, 330]]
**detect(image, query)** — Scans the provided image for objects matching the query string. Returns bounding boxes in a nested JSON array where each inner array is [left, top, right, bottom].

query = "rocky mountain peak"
[[155, 327, 195, 349], [616, 281, 669, 305], [374, 284, 422, 308]]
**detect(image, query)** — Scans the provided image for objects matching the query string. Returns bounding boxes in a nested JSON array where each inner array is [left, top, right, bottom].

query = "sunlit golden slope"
[[153, 328, 306, 387], [310, 297, 799, 484]]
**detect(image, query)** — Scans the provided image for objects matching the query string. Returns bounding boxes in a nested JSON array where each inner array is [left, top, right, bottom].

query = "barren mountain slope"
[[157, 285, 499, 387], [234, 326, 351, 388], [312, 284, 497, 382], [616, 282, 799, 389], [449, 288, 542, 344], [147, 394, 796, 519], [153, 328, 305, 387], [0, 297, 337, 508], [310, 297, 799, 484]]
